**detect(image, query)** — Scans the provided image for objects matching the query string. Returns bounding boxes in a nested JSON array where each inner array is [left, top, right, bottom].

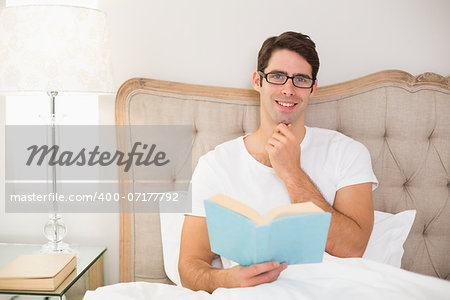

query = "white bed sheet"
[[84, 254, 450, 300]]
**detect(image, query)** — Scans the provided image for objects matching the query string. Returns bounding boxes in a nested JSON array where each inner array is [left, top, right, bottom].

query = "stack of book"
[[0, 253, 77, 291]]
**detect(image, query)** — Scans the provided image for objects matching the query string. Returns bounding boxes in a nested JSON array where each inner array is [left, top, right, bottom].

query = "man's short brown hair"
[[257, 32, 320, 80]]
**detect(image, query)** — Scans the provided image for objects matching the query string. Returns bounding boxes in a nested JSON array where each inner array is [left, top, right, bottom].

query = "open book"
[[0, 253, 76, 291], [204, 194, 331, 266]]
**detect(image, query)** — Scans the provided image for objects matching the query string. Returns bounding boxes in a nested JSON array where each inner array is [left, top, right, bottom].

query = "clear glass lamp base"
[[41, 214, 72, 253], [41, 241, 71, 253]]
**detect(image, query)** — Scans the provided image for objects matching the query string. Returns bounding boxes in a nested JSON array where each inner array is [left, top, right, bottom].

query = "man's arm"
[[285, 174, 373, 257], [266, 124, 374, 257], [178, 215, 287, 293]]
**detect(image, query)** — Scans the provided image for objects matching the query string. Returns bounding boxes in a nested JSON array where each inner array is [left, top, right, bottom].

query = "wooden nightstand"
[[0, 243, 106, 300]]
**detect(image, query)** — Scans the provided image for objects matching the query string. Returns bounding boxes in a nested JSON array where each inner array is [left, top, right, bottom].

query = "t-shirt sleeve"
[[336, 140, 378, 191], [189, 155, 222, 217]]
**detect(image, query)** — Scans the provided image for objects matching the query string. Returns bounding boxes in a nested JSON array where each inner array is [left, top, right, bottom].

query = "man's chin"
[[271, 111, 303, 126], [273, 116, 294, 125]]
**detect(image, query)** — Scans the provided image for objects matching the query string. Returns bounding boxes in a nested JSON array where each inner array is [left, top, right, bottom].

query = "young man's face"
[[253, 49, 317, 126]]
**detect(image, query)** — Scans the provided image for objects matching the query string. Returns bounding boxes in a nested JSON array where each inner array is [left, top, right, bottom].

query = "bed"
[[85, 70, 450, 299]]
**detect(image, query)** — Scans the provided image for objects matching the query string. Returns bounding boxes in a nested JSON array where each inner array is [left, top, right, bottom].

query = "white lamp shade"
[[0, 5, 114, 95]]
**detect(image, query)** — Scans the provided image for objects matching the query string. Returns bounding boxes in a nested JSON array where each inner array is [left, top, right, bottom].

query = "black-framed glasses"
[[258, 71, 315, 89]]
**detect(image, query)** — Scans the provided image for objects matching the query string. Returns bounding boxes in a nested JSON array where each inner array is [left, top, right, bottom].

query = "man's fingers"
[[243, 263, 287, 287], [274, 123, 293, 135], [270, 132, 287, 144], [233, 261, 289, 288], [266, 137, 282, 149], [273, 124, 297, 144], [243, 261, 280, 277], [274, 123, 288, 131]]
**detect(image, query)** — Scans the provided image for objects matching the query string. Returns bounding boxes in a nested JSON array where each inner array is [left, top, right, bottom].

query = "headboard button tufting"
[[115, 71, 450, 283]]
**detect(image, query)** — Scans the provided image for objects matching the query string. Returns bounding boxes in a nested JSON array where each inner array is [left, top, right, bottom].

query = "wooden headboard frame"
[[115, 70, 449, 282]]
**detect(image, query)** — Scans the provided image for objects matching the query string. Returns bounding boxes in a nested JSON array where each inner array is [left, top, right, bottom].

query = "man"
[[178, 32, 378, 293]]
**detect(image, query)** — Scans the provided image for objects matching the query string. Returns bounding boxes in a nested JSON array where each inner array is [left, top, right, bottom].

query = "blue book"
[[204, 194, 331, 266]]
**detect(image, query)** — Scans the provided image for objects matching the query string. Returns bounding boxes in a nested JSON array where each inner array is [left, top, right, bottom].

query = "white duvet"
[[84, 254, 450, 300]]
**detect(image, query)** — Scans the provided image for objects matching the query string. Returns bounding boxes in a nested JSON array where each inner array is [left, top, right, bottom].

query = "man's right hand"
[[226, 260, 288, 288], [179, 215, 287, 292]]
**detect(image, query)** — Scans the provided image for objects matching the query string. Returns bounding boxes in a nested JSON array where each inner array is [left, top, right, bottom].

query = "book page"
[[209, 194, 264, 225], [263, 202, 324, 224]]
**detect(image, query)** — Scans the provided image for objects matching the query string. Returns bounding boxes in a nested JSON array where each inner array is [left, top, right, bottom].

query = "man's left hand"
[[265, 123, 302, 181]]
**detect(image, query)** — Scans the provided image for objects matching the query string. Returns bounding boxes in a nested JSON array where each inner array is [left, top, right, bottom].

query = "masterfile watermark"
[[5, 125, 192, 213], [9, 191, 180, 203], [6, 183, 191, 213], [26, 142, 170, 172]]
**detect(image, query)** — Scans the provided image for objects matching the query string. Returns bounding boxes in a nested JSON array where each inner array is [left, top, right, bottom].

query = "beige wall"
[[100, 0, 450, 91], [1, 0, 449, 286]]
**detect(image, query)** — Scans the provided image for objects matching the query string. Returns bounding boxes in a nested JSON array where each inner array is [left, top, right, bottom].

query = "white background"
[[0, 0, 449, 285]]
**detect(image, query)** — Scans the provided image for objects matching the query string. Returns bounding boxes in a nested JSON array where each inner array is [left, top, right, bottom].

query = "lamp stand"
[[41, 91, 69, 253]]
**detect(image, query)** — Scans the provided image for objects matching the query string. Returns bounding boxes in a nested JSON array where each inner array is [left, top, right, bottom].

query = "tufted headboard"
[[115, 70, 450, 284]]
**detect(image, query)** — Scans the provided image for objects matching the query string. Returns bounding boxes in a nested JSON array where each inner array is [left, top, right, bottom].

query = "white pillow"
[[160, 212, 185, 286], [160, 210, 416, 285], [363, 210, 416, 267]]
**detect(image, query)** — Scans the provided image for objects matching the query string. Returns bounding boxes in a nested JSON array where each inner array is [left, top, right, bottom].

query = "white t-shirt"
[[191, 126, 378, 217], [190, 126, 378, 268]]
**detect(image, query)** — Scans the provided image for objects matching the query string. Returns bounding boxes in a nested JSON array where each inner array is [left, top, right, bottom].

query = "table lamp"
[[0, 5, 114, 252]]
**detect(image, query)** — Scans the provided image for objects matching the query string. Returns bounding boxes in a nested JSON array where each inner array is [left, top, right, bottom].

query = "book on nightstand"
[[0, 253, 76, 291], [204, 194, 331, 266]]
